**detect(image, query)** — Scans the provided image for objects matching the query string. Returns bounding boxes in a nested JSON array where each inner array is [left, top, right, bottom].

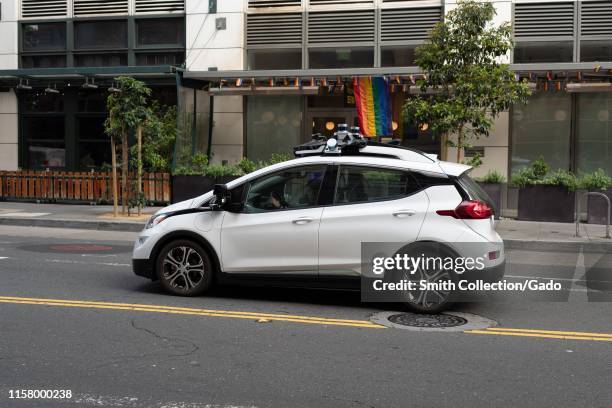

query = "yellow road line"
[[0, 296, 385, 329], [479, 327, 612, 338], [466, 328, 612, 342]]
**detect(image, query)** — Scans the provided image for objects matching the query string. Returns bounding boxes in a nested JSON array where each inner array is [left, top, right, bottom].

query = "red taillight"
[[436, 200, 493, 219]]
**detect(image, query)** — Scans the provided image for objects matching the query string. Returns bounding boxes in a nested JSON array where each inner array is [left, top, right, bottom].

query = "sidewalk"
[[0, 202, 162, 232], [0, 202, 610, 250]]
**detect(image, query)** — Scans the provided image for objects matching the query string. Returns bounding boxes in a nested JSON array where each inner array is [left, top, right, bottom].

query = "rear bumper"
[[132, 258, 155, 280]]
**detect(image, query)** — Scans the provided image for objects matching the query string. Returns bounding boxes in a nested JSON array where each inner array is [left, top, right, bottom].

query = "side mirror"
[[210, 184, 228, 211]]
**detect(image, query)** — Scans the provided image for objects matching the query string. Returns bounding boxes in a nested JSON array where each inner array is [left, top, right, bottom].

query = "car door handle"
[[393, 209, 416, 217], [292, 217, 316, 225]]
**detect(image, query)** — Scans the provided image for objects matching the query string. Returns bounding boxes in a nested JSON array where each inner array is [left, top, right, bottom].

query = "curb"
[[503, 239, 612, 252], [0, 216, 144, 232]]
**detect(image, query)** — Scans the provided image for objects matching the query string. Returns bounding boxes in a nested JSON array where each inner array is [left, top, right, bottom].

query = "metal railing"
[[576, 192, 611, 239]]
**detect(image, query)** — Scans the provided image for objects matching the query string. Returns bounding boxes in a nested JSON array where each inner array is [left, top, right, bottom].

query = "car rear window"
[[457, 172, 494, 207]]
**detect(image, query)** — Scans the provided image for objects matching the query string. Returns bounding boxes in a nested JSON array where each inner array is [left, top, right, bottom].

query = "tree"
[[403, 0, 531, 163], [104, 77, 151, 216]]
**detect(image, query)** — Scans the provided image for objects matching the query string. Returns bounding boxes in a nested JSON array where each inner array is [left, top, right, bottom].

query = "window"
[[75, 20, 127, 49], [335, 166, 420, 204], [137, 18, 184, 47], [23, 117, 66, 168], [21, 55, 66, 68], [246, 96, 302, 162], [513, 42, 573, 63], [381, 46, 418, 67], [22, 23, 66, 51], [308, 48, 374, 69], [74, 53, 128, 67], [511, 92, 571, 174], [247, 49, 302, 70], [245, 166, 327, 213], [577, 93, 612, 175], [77, 117, 110, 169], [136, 52, 185, 66], [580, 40, 612, 62]]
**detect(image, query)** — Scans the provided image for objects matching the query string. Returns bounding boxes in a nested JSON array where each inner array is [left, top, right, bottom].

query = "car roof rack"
[[293, 124, 434, 162]]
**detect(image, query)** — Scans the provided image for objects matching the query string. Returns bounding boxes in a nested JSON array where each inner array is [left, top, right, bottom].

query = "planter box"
[[587, 188, 612, 225], [517, 185, 576, 223], [172, 175, 239, 204], [477, 182, 502, 219]]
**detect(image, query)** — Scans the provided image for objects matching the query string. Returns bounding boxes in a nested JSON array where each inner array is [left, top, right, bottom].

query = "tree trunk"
[[440, 133, 448, 161], [121, 128, 128, 216], [456, 125, 464, 164], [136, 124, 143, 216], [110, 136, 118, 218]]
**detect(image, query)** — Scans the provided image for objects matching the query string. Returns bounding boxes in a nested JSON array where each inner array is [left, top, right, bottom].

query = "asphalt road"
[[0, 225, 610, 408]]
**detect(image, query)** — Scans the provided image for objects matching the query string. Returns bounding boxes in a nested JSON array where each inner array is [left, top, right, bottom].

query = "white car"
[[133, 134, 505, 312]]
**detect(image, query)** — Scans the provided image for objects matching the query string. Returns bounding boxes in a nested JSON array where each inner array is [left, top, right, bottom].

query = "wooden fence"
[[0, 171, 171, 204]]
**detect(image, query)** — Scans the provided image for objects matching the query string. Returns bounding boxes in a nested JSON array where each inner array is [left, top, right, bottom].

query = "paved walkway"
[[0, 202, 610, 249]]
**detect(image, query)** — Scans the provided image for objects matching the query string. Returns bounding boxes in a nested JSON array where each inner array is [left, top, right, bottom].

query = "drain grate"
[[387, 313, 467, 328], [370, 311, 496, 332]]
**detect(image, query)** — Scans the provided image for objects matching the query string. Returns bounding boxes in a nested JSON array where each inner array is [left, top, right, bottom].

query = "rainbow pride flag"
[[353, 77, 393, 137]]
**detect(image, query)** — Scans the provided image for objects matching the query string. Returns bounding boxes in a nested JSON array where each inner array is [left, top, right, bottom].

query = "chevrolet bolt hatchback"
[[133, 134, 505, 313]]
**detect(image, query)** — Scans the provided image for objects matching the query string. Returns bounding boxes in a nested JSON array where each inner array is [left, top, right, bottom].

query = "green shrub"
[[477, 170, 506, 184], [579, 169, 612, 191], [531, 156, 550, 179], [462, 152, 483, 168], [542, 169, 578, 191]]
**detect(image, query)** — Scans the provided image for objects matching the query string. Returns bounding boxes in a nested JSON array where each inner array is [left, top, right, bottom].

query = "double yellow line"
[[0, 295, 384, 329], [1, 295, 611, 342], [466, 327, 612, 342]]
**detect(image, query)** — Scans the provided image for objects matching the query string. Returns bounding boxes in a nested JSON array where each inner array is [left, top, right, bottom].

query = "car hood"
[[154, 198, 194, 215]]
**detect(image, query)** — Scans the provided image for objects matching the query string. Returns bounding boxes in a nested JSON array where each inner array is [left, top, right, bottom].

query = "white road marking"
[[72, 393, 257, 408], [0, 212, 51, 217], [0, 257, 8, 260], [45, 258, 130, 267]]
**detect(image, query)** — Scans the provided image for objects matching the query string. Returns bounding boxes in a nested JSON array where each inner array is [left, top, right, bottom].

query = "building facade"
[[0, 0, 611, 188], [0, 0, 185, 170]]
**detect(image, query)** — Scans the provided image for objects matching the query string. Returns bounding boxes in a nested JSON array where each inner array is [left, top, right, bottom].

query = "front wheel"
[[156, 240, 213, 296]]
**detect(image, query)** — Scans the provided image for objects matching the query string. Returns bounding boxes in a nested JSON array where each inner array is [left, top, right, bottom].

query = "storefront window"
[[247, 49, 302, 70], [77, 117, 110, 169], [308, 47, 374, 69], [75, 21, 127, 49], [514, 42, 573, 63], [23, 117, 66, 168], [580, 40, 612, 62], [23, 23, 66, 51], [247, 96, 302, 162], [381, 46, 418, 67], [137, 18, 184, 47], [511, 92, 571, 174], [577, 93, 612, 175]]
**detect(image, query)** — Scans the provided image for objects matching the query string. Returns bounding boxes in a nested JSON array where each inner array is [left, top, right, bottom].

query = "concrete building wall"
[[0, 0, 19, 170], [186, 0, 245, 164]]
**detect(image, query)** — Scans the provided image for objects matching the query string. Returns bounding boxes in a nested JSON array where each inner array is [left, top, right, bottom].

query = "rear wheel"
[[395, 245, 456, 314], [156, 240, 213, 296]]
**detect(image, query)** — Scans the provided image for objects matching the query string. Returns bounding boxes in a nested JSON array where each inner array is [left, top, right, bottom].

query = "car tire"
[[394, 244, 456, 314], [156, 239, 213, 296]]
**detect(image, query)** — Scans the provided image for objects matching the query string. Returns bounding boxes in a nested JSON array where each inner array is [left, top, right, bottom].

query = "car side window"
[[244, 165, 327, 213], [334, 166, 420, 204]]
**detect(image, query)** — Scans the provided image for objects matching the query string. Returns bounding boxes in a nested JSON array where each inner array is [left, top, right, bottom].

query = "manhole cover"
[[371, 311, 497, 332], [387, 313, 468, 328]]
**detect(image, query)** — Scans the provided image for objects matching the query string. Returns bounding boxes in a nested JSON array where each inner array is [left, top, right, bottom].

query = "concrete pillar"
[[185, 0, 245, 164], [0, 0, 19, 170]]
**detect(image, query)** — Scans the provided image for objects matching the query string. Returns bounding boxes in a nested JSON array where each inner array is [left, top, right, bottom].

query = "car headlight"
[[146, 214, 168, 229]]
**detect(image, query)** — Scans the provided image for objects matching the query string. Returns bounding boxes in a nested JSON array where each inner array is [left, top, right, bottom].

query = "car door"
[[220, 164, 328, 274], [318, 164, 429, 276]]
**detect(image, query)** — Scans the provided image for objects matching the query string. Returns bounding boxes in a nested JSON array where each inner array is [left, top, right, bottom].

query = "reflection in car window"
[[244, 165, 326, 213], [335, 166, 420, 204]]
